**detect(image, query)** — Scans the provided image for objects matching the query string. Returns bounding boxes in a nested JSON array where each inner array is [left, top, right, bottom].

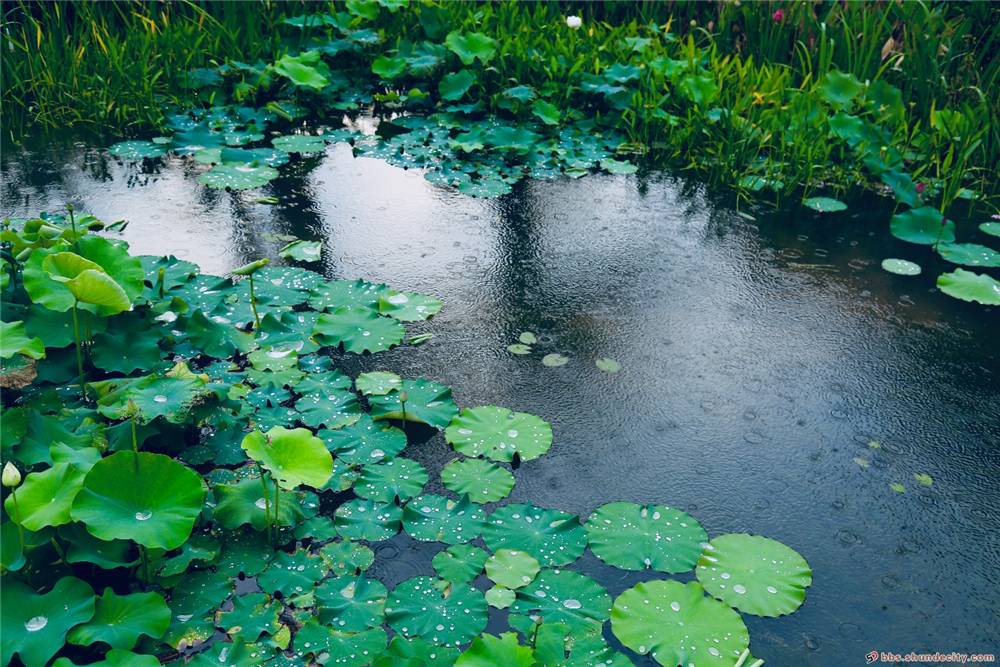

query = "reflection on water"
[[3, 136, 999, 664]]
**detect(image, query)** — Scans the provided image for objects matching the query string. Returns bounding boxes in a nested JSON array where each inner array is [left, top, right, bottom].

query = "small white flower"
[[566, 15, 582, 30]]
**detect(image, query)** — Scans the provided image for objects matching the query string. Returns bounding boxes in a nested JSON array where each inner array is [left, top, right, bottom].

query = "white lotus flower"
[[566, 15, 582, 29]]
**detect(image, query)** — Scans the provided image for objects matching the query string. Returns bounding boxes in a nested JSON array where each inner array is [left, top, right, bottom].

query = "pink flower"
[[915, 182, 926, 194], [772, 8, 785, 22]]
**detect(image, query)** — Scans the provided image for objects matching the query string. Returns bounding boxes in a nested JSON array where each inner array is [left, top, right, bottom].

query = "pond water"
[[3, 135, 999, 665]]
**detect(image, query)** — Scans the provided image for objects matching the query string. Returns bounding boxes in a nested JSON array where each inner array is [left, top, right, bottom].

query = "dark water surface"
[[3, 136, 999, 665]]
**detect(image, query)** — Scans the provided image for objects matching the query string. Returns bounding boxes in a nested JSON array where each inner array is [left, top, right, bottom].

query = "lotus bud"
[[566, 15, 582, 29], [399, 391, 409, 403], [2, 462, 21, 488], [232, 258, 270, 277]]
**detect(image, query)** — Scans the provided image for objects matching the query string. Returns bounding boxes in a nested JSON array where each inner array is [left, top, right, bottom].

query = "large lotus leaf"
[[445, 406, 552, 462], [319, 539, 376, 576], [444, 31, 497, 65], [90, 319, 163, 373], [241, 426, 332, 490], [94, 374, 210, 423], [66, 268, 131, 312], [321, 415, 407, 464], [441, 457, 514, 503], [355, 371, 402, 396], [485, 549, 539, 589], [1, 577, 95, 667], [432, 544, 489, 584], [71, 451, 206, 550], [308, 278, 386, 312], [439, 69, 476, 101], [295, 389, 362, 429], [355, 457, 428, 502], [279, 239, 322, 262], [216, 592, 281, 640], [369, 379, 458, 428], [372, 54, 407, 80], [936, 242, 1000, 267], [272, 134, 328, 155], [316, 575, 387, 631], [482, 503, 587, 566], [294, 621, 388, 667], [402, 493, 486, 544], [817, 70, 864, 107], [456, 633, 534, 667], [67, 588, 169, 649], [386, 576, 488, 647], [372, 636, 460, 667], [533, 623, 634, 667], [212, 476, 303, 530], [980, 222, 1000, 238], [257, 548, 328, 596], [377, 290, 442, 321], [696, 533, 813, 617], [4, 462, 85, 531], [20, 303, 106, 348], [53, 649, 161, 667], [181, 309, 255, 358], [109, 140, 166, 160], [611, 580, 748, 666], [585, 502, 707, 573], [198, 164, 278, 190], [25, 237, 143, 313], [0, 321, 45, 360], [273, 51, 329, 90], [336, 498, 403, 541], [802, 196, 847, 213], [936, 268, 1000, 305], [313, 308, 405, 354], [509, 569, 609, 639], [890, 206, 956, 245]]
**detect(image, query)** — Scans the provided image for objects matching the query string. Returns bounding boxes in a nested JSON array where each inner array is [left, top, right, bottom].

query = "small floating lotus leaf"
[[336, 498, 403, 541], [295, 389, 362, 429], [696, 533, 813, 617], [279, 240, 323, 262], [257, 548, 328, 596], [272, 134, 328, 154], [71, 451, 205, 550], [518, 332, 537, 344], [506, 343, 531, 355], [541, 353, 569, 367], [445, 406, 552, 462], [109, 140, 166, 160], [802, 196, 847, 213], [890, 482, 906, 493], [595, 357, 621, 373], [216, 592, 281, 640], [373, 636, 460, 667], [890, 206, 956, 245], [510, 569, 610, 638], [4, 462, 85, 531], [439, 69, 476, 101], [316, 575, 387, 631], [432, 544, 488, 583], [485, 549, 540, 589], [369, 378, 459, 428], [378, 290, 443, 321], [881, 258, 921, 276], [936, 268, 1000, 305], [403, 493, 486, 543], [441, 457, 514, 503], [0, 321, 45, 360], [386, 576, 488, 647], [1, 577, 95, 667], [355, 457, 428, 502], [308, 278, 385, 312], [611, 579, 748, 666], [483, 503, 587, 566], [585, 502, 708, 573], [295, 620, 388, 666], [456, 632, 534, 666], [241, 426, 333, 490], [68, 588, 170, 649], [198, 164, 278, 190], [936, 242, 1000, 268], [319, 539, 375, 576], [313, 307, 406, 353], [355, 371, 402, 396], [322, 415, 407, 464], [980, 222, 1000, 238], [600, 158, 638, 175], [485, 586, 516, 609]]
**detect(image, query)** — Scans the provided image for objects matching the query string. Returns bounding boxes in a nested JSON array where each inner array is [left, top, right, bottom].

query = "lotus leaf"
[[936, 269, 1000, 305], [456, 633, 534, 667], [980, 222, 1000, 238], [533, 623, 634, 667], [293, 621, 387, 666], [308, 278, 385, 311], [355, 457, 428, 502], [319, 539, 376, 576], [372, 55, 407, 80], [485, 549, 539, 589], [198, 164, 278, 190], [4, 462, 86, 530], [802, 196, 848, 212], [890, 206, 956, 245], [881, 258, 921, 276], [445, 406, 552, 462], [372, 636, 460, 667], [355, 371, 402, 396], [378, 290, 442, 321], [257, 548, 328, 596], [95, 374, 210, 423], [386, 576, 488, 647], [432, 544, 488, 584], [216, 592, 281, 640], [181, 309, 255, 358], [313, 307, 405, 353], [273, 51, 329, 90], [369, 378, 458, 428], [316, 575, 387, 631], [509, 569, 609, 638], [439, 69, 476, 101], [67, 588, 170, 649], [441, 457, 514, 503], [817, 70, 864, 107], [402, 493, 486, 543], [321, 414, 407, 464], [279, 239, 323, 262], [541, 353, 569, 367], [109, 140, 166, 160], [25, 237, 143, 314], [335, 498, 403, 541], [53, 649, 161, 667], [241, 426, 332, 490], [936, 243, 1000, 267], [585, 502, 707, 573], [482, 503, 587, 566], [62, 523, 137, 570], [272, 134, 328, 155], [296, 388, 362, 429], [0, 321, 45, 360], [157, 533, 219, 576], [1, 577, 95, 667], [212, 476, 303, 530], [445, 31, 497, 65]]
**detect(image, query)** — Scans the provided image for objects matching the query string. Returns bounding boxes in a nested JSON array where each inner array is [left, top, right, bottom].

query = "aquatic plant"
[[1, 209, 815, 664]]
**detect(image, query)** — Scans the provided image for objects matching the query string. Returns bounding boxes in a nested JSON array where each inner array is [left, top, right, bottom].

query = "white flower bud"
[[566, 15, 582, 30], [2, 462, 21, 488]]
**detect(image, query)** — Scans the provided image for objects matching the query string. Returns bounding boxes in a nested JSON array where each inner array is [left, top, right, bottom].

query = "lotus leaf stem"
[[257, 464, 272, 544], [71, 300, 87, 400], [248, 274, 261, 329], [10, 490, 25, 552], [273, 477, 281, 544]]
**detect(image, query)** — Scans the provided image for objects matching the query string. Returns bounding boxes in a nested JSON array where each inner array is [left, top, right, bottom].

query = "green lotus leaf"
[[936, 268, 1000, 305], [61, 523, 137, 570], [279, 239, 323, 262], [198, 164, 279, 190], [485, 586, 515, 609], [456, 632, 534, 667], [377, 290, 443, 321], [67, 588, 170, 649], [66, 268, 132, 312], [817, 70, 864, 107], [532, 98, 561, 126], [369, 378, 458, 428], [241, 426, 332, 490], [70, 451, 204, 549], [696, 533, 813, 617], [611, 579, 748, 666], [316, 575, 387, 631], [295, 389, 362, 430], [890, 206, 956, 245], [319, 539, 376, 576], [313, 307, 406, 353], [19, 303, 106, 348], [109, 140, 166, 160], [445, 406, 552, 463], [90, 319, 163, 373], [881, 258, 921, 276], [533, 623, 634, 667], [157, 533, 220, 577], [439, 69, 476, 101], [171, 125, 225, 154], [26, 238, 142, 314], [294, 621, 387, 667], [386, 576, 488, 647], [335, 498, 403, 541], [600, 158, 638, 175], [585, 502, 707, 573], [355, 457, 428, 502], [216, 529, 273, 577], [169, 568, 233, 622], [0, 320, 45, 360], [94, 373, 210, 423], [216, 592, 281, 640], [936, 242, 1000, 267], [372, 636, 460, 667], [372, 54, 407, 80], [1, 577, 95, 667], [542, 353, 570, 368], [802, 196, 847, 213], [308, 278, 386, 311], [53, 649, 161, 667], [4, 462, 86, 531], [212, 476, 303, 530], [214, 146, 290, 167], [321, 415, 407, 464], [257, 548, 328, 596], [181, 309, 255, 358], [355, 371, 402, 396], [432, 544, 488, 584], [272, 134, 328, 154], [507, 343, 531, 355], [509, 569, 609, 638], [273, 51, 329, 90], [485, 548, 539, 589], [402, 493, 486, 543], [441, 457, 514, 503], [980, 222, 1000, 238], [445, 31, 497, 65], [482, 503, 587, 566]]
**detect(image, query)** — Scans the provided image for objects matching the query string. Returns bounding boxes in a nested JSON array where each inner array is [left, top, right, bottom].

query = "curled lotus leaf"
[[585, 501, 708, 573], [445, 406, 552, 463]]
